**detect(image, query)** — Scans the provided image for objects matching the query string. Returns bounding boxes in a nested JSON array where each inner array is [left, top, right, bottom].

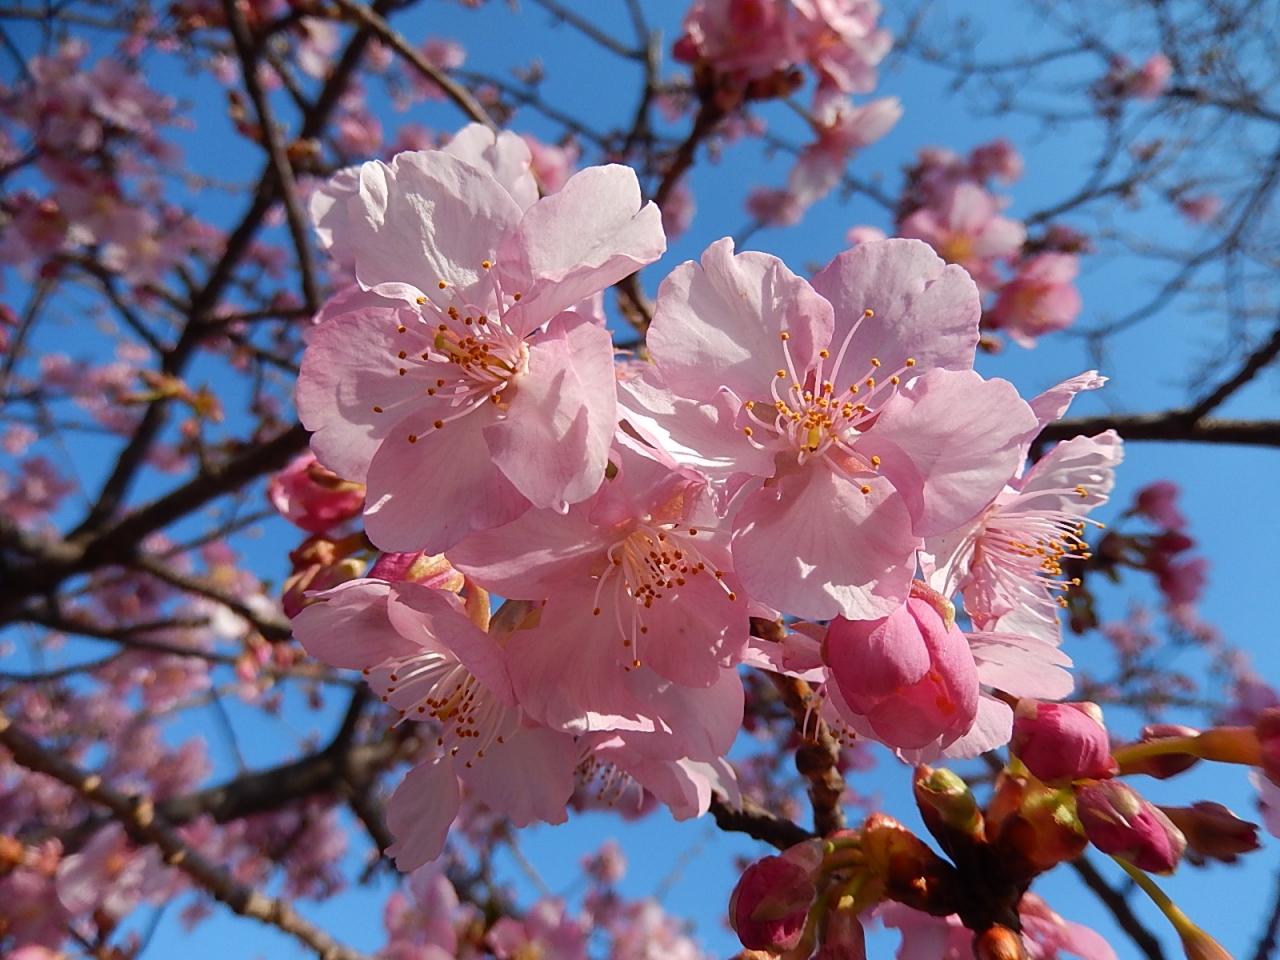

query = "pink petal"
[[456, 725, 575, 827], [497, 164, 665, 334], [442, 124, 538, 212], [859, 368, 1037, 537], [297, 306, 446, 482], [363, 403, 529, 553], [386, 759, 461, 870], [647, 238, 834, 403], [968, 632, 1074, 699], [483, 312, 616, 510], [292, 578, 418, 669], [733, 466, 916, 620], [810, 238, 980, 375], [351, 151, 522, 307]]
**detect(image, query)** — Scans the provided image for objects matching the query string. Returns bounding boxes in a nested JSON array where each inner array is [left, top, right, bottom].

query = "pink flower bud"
[[1010, 700, 1118, 783], [1075, 779, 1186, 873], [824, 597, 978, 752], [728, 853, 817, 952], [814, 908, 867, 960], [268, 453, 365, 535]]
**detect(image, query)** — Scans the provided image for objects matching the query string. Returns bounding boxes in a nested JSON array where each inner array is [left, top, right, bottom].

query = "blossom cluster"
[[288, 122, 1122, 869]]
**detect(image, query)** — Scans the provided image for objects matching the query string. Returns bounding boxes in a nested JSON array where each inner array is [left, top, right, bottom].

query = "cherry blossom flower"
[[297, 141, 665, 553], [672, 0, 801, 82], [448, 442, 750, 723], [292, 579, 578, 868], [923, 430, 1122, 643], [629, 237, 1038, 620], [899, 182, 1026, 291], [987, 253, 1083, 347]]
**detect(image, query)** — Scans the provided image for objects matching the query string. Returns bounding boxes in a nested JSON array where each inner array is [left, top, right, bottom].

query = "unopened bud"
[[860, 813, 961, 915], [974, 924, 1027, 960], [914, 765, 984, 841], [369, 551, 465, 591], [1121, 724, 1202, 779], [1160, 801, 1259, 864], [1010, 700, 1118, 783], [986, 773, 1086, 881], [729, 853, 817, 952], [1076, 779, 1186, 874]]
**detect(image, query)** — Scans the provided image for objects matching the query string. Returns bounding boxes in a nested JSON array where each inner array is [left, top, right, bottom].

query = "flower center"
[[368, 651, 517, 767], [590, 522, 735, 669], [740, 317, 915, 482]]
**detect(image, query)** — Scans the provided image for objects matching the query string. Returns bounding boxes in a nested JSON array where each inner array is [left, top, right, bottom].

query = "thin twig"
[[0, 709, 376, 960]]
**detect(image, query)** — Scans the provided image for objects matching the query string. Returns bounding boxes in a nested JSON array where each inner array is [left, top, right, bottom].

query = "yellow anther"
[[871, 358, 881, 367], [433, 419, 444, 429], [408, 434, 418, 443], [860, 485, 872, 494], [865, 377, 875, 387], [481, 260, 492, 269], [397, 325, 407, 333], [780, 332, 790, 340], [905, 358, 916, 367], [438, 281, 448, 289], [743, 426, 754, 436], [416, 296, 427, 304], [373, 405, 383, 413], [863, 309, 874, 318], [398, 368, 406, 376], [890, 376, 900, 384], [870, 455, 881, 466], [513, 292, 522, 301], [777, 369, 787, 378], [745, 400, 755, 409], [398, 350, 407, 359], [819, 349, 830, 358]]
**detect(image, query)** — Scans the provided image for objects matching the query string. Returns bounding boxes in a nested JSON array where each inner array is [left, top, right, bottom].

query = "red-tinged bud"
[[1121, 724, 1202, 779], [268, 453, 365, 535], [368, 551, 465, 591], [728, 854, 817, 952], [974, 924, 1027, 960], [1076, 779, 1186, 874], [860, 813, 961, 915], [1010, 700, 1118, 783], [815, 908, 867, 960], [1160, 802, 1259, 864]]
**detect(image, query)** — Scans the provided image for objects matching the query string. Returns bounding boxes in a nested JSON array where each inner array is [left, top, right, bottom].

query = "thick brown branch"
[[708, 792, 815, 851], [1037, 414, 1280, 447]]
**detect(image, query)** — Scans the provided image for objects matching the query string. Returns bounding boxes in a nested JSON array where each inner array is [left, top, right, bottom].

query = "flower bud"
[[1010, 700, 1118, 783], [268, 452, 365, 534], [1159, 801, 1259, 864], [914, 765, 984, 845], [729, 853, 817, 952], [1119, 724, 1202, 779], [860, 813, 961, 915], [986, 773, 1087, 882], [814, 907, 867, 960], [974, 924, 1027, 960], [1075, 779, 1186, 874]]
